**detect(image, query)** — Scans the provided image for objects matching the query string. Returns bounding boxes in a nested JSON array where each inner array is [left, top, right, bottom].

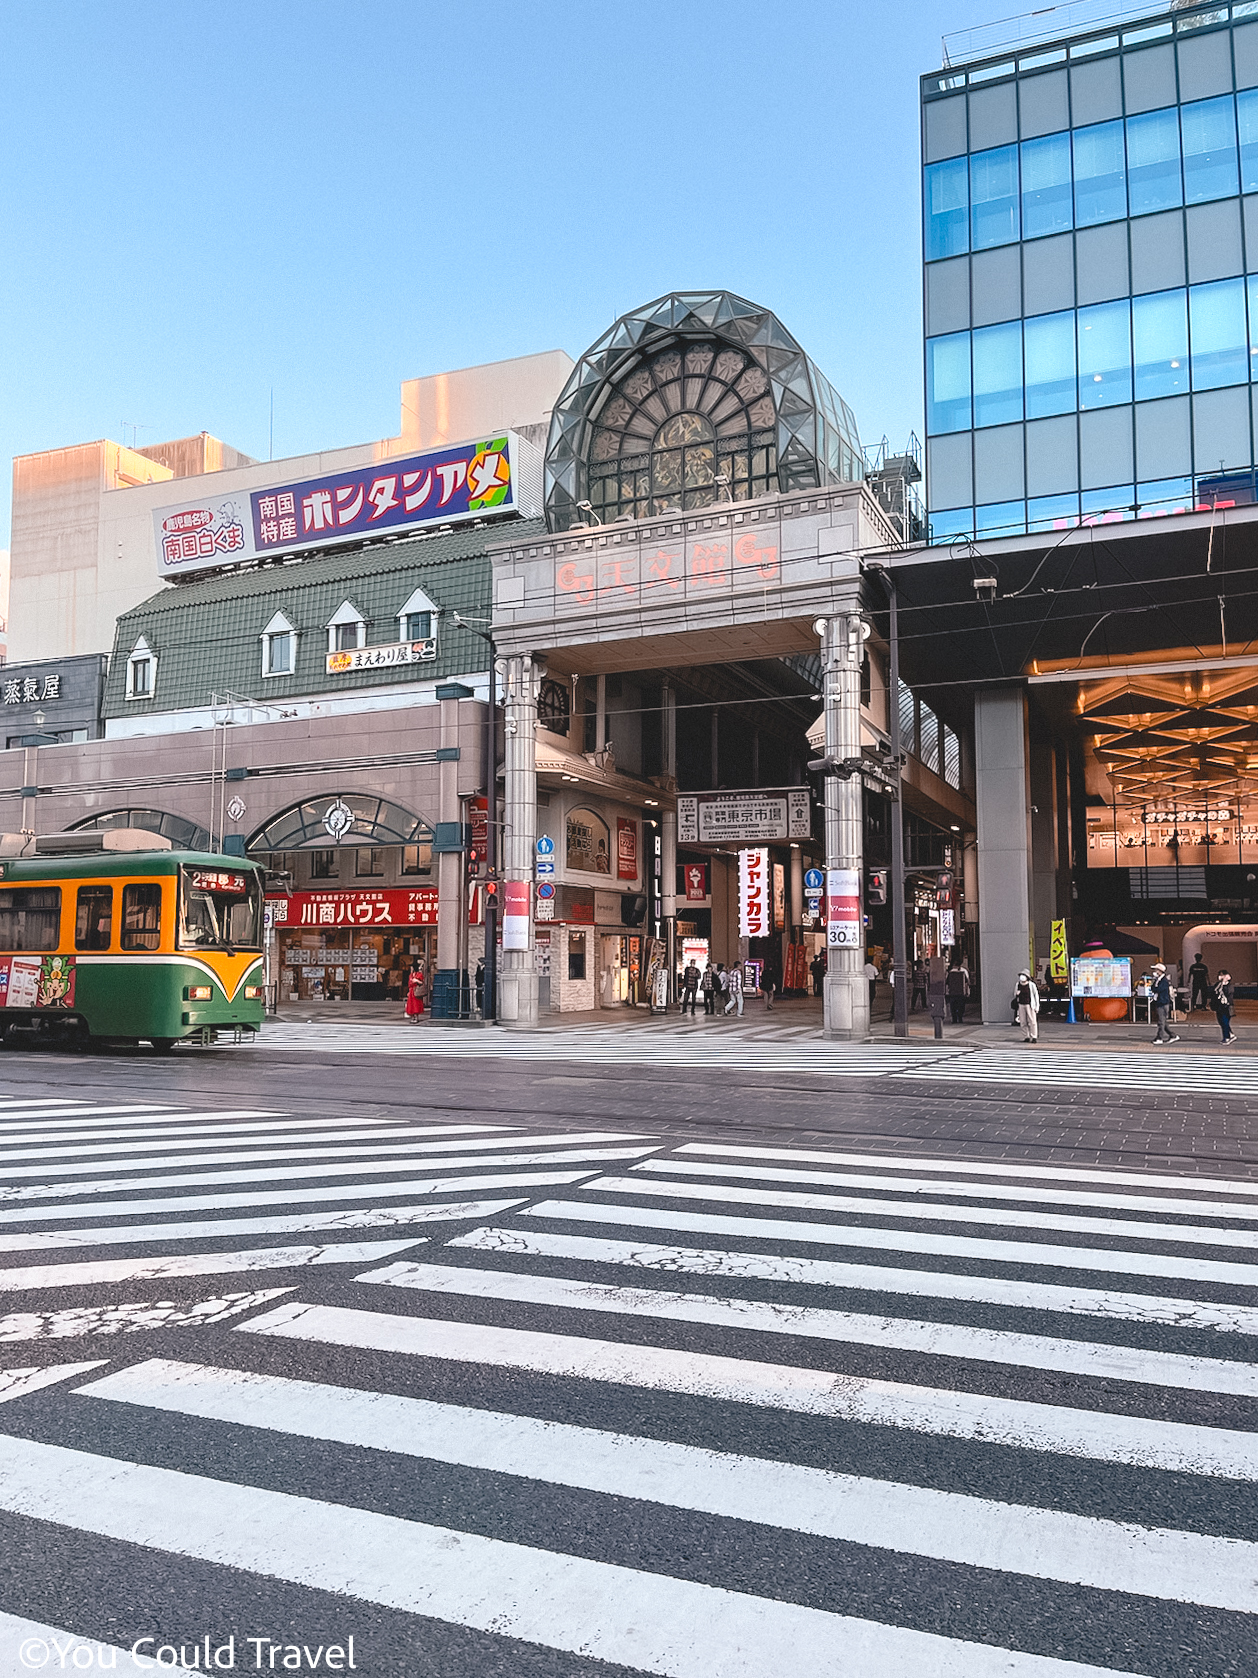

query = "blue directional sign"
[[536, 860, 556, 876], [536, 835, 555, 855], [804, 868, 824, 892]]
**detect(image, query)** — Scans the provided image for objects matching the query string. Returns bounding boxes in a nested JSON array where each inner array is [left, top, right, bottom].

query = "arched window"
[[69, 808, 211, 851], [248, 793, 433, 852]]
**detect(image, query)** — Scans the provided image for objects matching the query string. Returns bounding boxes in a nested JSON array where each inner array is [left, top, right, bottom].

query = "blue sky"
[[0, 0, 965, 544]]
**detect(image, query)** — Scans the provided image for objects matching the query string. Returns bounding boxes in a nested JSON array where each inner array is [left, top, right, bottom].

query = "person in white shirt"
[[724, 962, 745, 1017], [863, 959, 878, 1009]]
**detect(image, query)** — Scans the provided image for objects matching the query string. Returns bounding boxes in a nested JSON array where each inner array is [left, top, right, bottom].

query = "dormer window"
[[326, 600, 366, 654], [126, 637, 156, 700], [396, 586, 438, 645], [261, 611, 296, 677]]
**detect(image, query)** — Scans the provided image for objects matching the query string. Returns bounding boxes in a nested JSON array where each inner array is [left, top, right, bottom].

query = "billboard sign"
[[1070, 956, 1131, 998], [677, 788, 811, 846], [155, 434, 522, 578], [739, 848, 770, 938], [826, 867, 861, 948]]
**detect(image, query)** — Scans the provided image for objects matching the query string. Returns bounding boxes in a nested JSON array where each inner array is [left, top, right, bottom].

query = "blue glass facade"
[[923, 3, 1258, 539]]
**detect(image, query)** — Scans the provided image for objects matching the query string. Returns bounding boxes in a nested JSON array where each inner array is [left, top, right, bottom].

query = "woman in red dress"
[[405, 961, 426, 1019]]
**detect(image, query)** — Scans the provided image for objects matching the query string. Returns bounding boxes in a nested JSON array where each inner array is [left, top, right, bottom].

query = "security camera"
[[972, 576, 998, 602]]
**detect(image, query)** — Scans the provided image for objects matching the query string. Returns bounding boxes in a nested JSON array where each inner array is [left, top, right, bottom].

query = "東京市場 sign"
[[155, 434, 523, 578], [678, 788, 811, 846]]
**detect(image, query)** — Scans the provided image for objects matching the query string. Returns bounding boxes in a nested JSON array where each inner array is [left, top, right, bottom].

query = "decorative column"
[[430, 684, 468, 1019], [499, 652, 541, 1029], [974, 686, 1032, 1022], [820, 611, 870, 1041], [661, 679, 677, 1004]]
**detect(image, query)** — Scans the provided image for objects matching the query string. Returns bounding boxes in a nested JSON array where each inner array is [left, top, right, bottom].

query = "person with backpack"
[[1213, 969, 1237, 1044], [1014, 969, 1040, 1042], [1150, 962, 1178, 1045]]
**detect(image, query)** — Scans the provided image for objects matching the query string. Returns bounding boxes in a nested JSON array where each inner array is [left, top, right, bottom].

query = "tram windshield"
[[178, 866, 263, 951]]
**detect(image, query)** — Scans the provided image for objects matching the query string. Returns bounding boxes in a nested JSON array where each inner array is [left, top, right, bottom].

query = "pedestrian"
[[1213, 969, 1237, 1044], [911, 959, 928, 1013], [681, 959, 700, 1017], [405, 960, 426, 1021], [1150, 961, 1178, 1044], [1189, 953, 1210, 1012], [724, 961, 744, 1017], [945, 960, 970, 1025], [474, 957, 485, 1018], [887, 962, 898, 1021], [701, 961, 717, 1016], [763, 970, 777, 1012], [810, 952, 825, 997], [1014, 969, 1039, 1041], [863, 956, 878, 1010]]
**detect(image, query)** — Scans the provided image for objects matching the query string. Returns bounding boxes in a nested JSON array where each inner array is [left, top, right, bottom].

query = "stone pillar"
[[975, 686, 1032, 1022], [499, 653, 540, 1029], [435, 693, 463, 984], [1029, 737, 1058, 975], [820, 610, 869, 1041], [661, 680, 677, 1004], [790, 844, 804, 929]]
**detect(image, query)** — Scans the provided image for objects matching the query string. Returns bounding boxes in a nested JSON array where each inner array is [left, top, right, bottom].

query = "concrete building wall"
[[975, 687, 1032, 1020]]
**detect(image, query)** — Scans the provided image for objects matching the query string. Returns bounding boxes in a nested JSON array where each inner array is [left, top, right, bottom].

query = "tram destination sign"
[[677, 788, 811, 846]]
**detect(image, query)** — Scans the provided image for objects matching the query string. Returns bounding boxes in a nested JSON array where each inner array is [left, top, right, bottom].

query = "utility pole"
[[810, 608, 869, 1040]]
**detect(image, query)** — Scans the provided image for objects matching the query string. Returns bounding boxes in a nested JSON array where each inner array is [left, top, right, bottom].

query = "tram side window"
[[75, 886, 113, 951], [121, 883, 162, 951], [0, 889, 61, 952]]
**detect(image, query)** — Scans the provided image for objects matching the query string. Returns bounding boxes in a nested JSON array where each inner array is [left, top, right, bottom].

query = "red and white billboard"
[[738, 848, 769, 939]]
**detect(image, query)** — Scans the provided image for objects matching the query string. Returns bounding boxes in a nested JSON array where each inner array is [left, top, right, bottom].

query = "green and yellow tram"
[[0, 834, 266, 1049]]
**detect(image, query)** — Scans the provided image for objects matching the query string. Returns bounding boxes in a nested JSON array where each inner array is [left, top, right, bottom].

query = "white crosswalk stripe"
[[0, 1094, 1254, 1674]]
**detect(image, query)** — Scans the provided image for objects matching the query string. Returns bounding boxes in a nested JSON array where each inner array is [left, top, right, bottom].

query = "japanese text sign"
[[678, 789, 811, 845], [826, 867, 861, 949], [266, 887, 479, 928], [156, 434, 520, 578], [739, 848, 769, 939], [616, 818, 638, 882]]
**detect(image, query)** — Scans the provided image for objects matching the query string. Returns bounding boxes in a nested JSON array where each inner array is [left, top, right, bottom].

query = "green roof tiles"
[[105, 517, 544, 718]]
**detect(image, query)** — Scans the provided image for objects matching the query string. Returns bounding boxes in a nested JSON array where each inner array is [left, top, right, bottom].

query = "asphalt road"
[[0, 1040, 1253, 1678]]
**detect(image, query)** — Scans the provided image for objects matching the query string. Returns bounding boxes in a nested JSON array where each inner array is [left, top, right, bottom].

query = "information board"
[[1070, 956, 1131, 998]]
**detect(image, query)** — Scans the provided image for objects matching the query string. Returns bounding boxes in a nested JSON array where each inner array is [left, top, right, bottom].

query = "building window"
[[1020, 131, 1072, 239], [924, 156, 969, 260], [356, 847, 385, 878], [568, 930, 587, 982], [859, 653, 871, 709], [970, 145, 1019, 249], [396, 587, 439, 646], [261, 612, 296, 677], [926, 332, 972, 434], [401, 843, 432, 876], [1189, 277, 1247, 389], [1024, 311, 1077, 418], [309, 850, 337, 880], [1078, 300, 1132, 408], [1181, 95, 1238, 205], [1127, 108, 1182, 216], [1240, 87, 1258, 193], [1132, 290, 1188, 401], [1073, 120, 1126, 226], [972, 321, 1022, 427], [326, 601, 366, 654], [403, 611, 431, 642], [126, 638, 156, 701]]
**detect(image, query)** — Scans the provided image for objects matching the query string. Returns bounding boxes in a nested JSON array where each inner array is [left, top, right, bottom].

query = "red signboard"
[[267, 888, 480, 927], [470, 796, 488, 849], [684, 862, 707, 902], [617, 817, 638, 882]]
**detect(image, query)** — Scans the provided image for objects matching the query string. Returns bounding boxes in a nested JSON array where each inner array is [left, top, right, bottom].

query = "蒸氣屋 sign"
[[155, 434, 523, 578]]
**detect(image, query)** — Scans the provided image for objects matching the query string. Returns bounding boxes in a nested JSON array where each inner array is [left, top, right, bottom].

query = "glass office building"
[[922, 2, 1258, 541]]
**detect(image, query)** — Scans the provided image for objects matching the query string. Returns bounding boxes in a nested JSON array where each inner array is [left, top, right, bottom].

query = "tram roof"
[[0, 850, 264, 881]]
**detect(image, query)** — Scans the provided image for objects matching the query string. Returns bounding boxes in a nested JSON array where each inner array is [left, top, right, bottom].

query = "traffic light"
[[466, 844, 483, 881], [935, 868, 955, 909], [483, 879, 500, 911], [867, 867, 887, 905]]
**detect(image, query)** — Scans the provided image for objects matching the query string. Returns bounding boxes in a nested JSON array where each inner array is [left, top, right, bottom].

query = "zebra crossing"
[[0, 1092, 1254, 1673], [240, 1017, 1258, 1097]]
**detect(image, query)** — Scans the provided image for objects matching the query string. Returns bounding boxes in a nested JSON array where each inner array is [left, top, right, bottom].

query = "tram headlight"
[[185, 985, 212, 1001], [243, 985, 263, 1000]]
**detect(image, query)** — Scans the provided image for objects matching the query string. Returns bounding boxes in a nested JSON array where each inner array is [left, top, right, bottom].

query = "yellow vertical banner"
[[1050, 919, 1068, 982]]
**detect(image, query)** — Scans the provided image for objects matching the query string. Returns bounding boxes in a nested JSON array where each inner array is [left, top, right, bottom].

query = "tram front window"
[[178, 867, 263, 951]]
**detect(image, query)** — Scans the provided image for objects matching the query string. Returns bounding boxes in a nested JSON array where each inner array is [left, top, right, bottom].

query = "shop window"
[[566, 808, 611, 874], [356, 848, 385, 878], [75, 885, 112, 952], [568, 930, 586, 981], [401, 843, 432, 876], [309, 850, 337, 880], [120, 883, 161, 951], [0, 888, 61, 952], [261, 612, 296, 677], [125, 637, 156, 701]]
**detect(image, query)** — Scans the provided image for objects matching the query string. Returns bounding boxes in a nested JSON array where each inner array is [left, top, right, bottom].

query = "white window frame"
[[125, 636, 157, 701], [260, 611, 297, 678], [396, 586, 439, 644], [326, 600, 366, 655]]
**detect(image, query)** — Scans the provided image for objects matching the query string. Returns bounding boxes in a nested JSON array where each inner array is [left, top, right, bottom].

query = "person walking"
[[724, 961, 744, 1017], [1189, 954, 1211, 1012], [1213, 970, 1237, 1044], [701, 962, 717, 1016], [681, 960, 700, 1018], [863, 957, 878, 1011], [405, 961, 426, 1021], [945, 961, 970, 1025], [1150, 962, 1178, 1044], [1014, 969, 1040, 1041], [910, 959, 928, 1013], [763, 969, 777, 1012], [810, 952, 825, 997]]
